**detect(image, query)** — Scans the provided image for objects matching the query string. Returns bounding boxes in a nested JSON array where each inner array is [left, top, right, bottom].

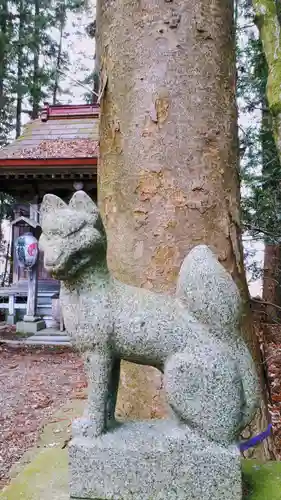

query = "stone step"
[[0, 338, 71, 347], [23, 339, 71, 346], [25, 335, 71, 344], [33, 327, 67, 337]]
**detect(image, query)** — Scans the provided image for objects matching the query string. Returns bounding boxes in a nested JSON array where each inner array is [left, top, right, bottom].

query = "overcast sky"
[[58, 1, 96, 104]]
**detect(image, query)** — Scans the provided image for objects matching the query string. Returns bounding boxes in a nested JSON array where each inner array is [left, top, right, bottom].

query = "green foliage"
[[0, 0, 93, 144], [0, 0, 94, 228], [237, 6, 281, 244], [81, 70, 98, 104]]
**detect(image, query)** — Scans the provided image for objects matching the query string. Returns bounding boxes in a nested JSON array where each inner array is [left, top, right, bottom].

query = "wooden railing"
[[0, 290, 27, 322], [0, 290, 64, 329]]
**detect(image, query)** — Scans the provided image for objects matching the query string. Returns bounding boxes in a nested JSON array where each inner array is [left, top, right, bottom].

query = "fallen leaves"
[[0, 344, 86, 486], [32, 395, 53, 410], [0, 325, 18, 341], [259, 323, 281, 459], [72, 392, 87, 400], [9, 139, 99, 159]]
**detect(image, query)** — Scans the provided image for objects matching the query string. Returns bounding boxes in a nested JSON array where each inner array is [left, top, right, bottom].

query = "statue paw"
[[72, 417, 104, 439]]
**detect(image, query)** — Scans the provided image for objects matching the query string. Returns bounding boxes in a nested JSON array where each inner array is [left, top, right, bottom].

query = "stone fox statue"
[[40, 191, 259, 448]]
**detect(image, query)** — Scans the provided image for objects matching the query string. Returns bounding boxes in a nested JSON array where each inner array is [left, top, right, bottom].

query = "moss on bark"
[[243, 459, 281, 499], [253, 0, 281, 148]]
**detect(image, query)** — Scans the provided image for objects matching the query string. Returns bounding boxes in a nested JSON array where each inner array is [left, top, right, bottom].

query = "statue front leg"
[[73, 349, 113, 438], [106, 358, 121, 428]]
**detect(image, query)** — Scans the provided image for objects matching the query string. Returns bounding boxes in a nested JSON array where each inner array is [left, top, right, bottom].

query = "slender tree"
[[253, 1, 281, 157], [49, 0, 89, 105], [0, 0, 92, 140], [238, 2, 281, 321], [253, 2, 281, 320], [0, 0, 14, 145], [30, 0, 41, 119], [0, 0, 8, 110], [52, 0, 66, 105], [15, 0, 26, 137]]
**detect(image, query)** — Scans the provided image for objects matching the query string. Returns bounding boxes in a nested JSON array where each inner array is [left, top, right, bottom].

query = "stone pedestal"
[[16, 319, 46, 334], [69, 420, 241, 500], [7, 314, 15, 325]]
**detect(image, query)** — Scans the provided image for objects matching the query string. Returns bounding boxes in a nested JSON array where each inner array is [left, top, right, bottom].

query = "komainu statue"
[[40, 191, 260, 500]]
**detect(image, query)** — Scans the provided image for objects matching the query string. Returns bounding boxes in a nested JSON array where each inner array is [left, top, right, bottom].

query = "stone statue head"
[[39, 191, 106, 279]]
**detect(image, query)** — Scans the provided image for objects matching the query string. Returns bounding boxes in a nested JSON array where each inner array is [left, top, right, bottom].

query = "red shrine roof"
[[0, 103, 99, 162]]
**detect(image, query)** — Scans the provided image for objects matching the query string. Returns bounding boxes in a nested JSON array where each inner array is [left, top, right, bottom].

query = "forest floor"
[[0, 321, 281, 488], [260, 323, 281, 458], [0, 324, 25, 341], [0, 343, 87, 487]]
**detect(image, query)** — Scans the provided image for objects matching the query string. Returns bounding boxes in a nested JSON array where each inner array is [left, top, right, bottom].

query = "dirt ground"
[[0, 324, 22, 341], [0, 344, 86, 487], [1, 321, 281, 488], [260, 325, 281, 459]]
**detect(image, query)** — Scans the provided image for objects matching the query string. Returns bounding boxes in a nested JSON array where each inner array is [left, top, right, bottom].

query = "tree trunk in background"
[[52, 0, 66, 105], [0, 0, 8, 146], [260, 95, 281, 322], [0, 0, 7, 108], [253, 1, 281, 156], [52, 24, 63, 106], [16, 0, 25, 138], [97, 0, 269, 457], [31, 0, 40, 119], [263, 244, 281, 321]]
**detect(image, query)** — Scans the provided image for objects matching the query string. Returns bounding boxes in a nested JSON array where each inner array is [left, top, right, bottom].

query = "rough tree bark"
[[97, 0, 270, 456]]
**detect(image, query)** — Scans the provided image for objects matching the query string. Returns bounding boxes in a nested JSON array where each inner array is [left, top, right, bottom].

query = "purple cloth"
[[239, 424, 272, 452]]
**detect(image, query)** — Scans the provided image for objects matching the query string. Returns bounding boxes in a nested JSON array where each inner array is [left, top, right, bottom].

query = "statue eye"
[[64, 221, 87, 238]]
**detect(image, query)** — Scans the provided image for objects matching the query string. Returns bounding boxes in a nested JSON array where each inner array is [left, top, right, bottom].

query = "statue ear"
[[69, 191, 98, 216], [40, 194, 67, 215], [40, 194, 67, 227]]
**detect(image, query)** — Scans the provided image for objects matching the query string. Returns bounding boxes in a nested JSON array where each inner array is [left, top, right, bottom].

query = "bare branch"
[[57, 69, 99, 98], [243, 224, 281, 242], [252, 297, 281, 313]]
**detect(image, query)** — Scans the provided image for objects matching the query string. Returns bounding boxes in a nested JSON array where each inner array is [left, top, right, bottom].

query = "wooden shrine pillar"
[[24, 199, 39, 322], [15, 199, 46, 333]]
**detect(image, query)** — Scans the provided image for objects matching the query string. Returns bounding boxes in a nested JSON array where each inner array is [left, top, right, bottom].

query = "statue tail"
[[176, 245, 241, 338], [176, 245, 260, 428]]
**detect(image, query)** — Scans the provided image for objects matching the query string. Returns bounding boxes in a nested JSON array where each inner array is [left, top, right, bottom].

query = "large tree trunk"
[[97, 0, 269, 457]]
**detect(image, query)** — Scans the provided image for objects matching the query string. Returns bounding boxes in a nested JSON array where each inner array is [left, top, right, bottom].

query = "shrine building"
[[0, 102, 99, 332]]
